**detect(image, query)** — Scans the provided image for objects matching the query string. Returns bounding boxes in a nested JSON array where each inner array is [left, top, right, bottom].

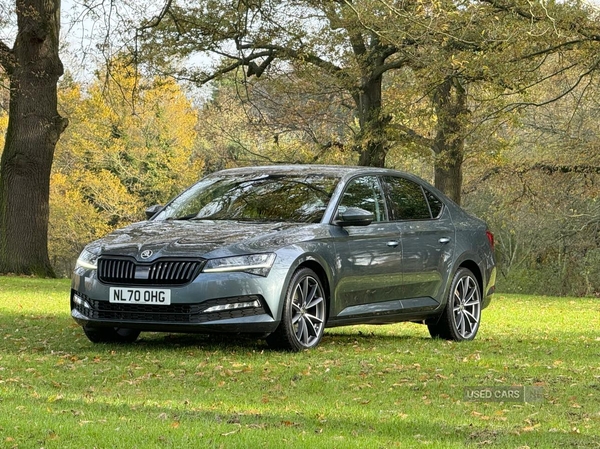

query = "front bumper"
[[71, 266, 287, 335]]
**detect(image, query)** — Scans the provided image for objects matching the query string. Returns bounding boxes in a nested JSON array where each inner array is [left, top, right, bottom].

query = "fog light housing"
[[73, 293, 91, 310], [203, 299, 261, 313]]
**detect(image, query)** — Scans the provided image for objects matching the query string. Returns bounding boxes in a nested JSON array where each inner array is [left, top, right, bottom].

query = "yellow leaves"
[[471, 410, 491, 420], [450, 54, 467, 70], [0, 111, 7, 152], [49, 172, 113, 264], [522, 419, 541, 432], [47, 394, 64, 403], [50, 60, 205, 273]]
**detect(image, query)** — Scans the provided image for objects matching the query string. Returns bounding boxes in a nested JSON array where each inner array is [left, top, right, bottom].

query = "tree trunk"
[[432, 76, 467, 205], [0, 0, 67, 276], [356, 75, 388, 167]]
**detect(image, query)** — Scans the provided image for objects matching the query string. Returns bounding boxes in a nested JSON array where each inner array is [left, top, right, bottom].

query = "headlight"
[[75, 248, 99, 270], [203, 253, 276, 277]]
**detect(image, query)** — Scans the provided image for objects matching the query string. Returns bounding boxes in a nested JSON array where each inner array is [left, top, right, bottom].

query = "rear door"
[[381, 176, 454, 308]]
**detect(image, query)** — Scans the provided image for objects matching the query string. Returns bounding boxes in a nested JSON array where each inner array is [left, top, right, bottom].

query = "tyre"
[[83, 326, 141, 343], [266, 268, 326, 351], [428, 268, 481, 341]]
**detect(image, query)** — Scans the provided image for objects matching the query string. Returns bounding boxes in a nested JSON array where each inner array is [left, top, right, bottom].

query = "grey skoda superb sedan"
[[71, 165, 496, 351]]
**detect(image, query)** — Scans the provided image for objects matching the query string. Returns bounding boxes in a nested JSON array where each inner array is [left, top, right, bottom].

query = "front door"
[[331, 176, 404, 317]]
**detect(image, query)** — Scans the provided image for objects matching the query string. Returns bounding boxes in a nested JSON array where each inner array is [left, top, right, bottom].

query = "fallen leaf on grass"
[[281, 420, 300, 427]]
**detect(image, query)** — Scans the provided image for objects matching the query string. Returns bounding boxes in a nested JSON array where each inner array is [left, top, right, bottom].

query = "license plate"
[[109, 287, 171, 305]]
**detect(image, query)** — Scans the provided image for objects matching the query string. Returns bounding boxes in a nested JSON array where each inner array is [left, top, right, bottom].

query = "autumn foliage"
[[48, 63, 204, 274]]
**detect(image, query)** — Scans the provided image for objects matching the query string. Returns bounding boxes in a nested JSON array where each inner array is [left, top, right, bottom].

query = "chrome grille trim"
[[98, 257, 204, 285]]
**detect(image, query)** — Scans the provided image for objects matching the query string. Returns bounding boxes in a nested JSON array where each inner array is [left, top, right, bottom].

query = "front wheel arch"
[[266, 267, 327, 351]]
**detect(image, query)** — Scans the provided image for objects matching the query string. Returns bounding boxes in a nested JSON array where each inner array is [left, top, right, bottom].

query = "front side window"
[[337, 176, 387, 222], [156, 173, 340, 223], [383, 176, 431, 220]]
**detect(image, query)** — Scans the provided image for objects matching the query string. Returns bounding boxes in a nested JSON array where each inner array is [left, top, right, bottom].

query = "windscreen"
[[156, 173, 340, 223]]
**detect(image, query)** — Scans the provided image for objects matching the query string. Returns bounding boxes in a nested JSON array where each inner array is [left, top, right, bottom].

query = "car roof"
[[208, 164, 415, 178], [205, 164, 462, 221]]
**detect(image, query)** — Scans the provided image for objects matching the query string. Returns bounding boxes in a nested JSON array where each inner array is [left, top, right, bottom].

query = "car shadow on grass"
[[127, 326, 433, 352]]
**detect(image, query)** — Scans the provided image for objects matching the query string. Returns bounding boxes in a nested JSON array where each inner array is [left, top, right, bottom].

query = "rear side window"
[[383, 176, 432, 221], [424, 189, 443, 218]]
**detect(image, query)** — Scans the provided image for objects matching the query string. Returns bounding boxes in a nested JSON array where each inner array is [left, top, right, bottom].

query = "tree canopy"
[[0, 0, 599, 294], [130, 0, 600, 203]]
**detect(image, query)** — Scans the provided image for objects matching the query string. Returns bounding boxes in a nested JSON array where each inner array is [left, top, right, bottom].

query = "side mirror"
[[145, 204, 163, 220], [335, 207, 374, 227]]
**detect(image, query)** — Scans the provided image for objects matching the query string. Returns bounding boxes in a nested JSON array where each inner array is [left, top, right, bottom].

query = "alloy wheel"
[[451, 273, 481, 340], [290, 274, 326, 347]]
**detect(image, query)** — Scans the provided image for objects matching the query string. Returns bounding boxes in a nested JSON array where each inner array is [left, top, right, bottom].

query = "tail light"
[[486, 230, 495, 250]]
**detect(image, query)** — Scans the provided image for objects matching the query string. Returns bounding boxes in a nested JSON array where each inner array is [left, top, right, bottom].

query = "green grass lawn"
[[0, 276, 598, 448]]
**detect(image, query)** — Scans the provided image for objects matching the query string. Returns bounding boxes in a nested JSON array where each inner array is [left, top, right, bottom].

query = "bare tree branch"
[[463, 163, 600, 194], [139, 0, 173, 30], [179, 50, 275, 84], [512, 39, 594, 63], [390, 123, 434, 148], [478, 0, 543, 21], [235, 42, 344, 75], [372, 57, 409, 79], [500, 59, 600, 112]]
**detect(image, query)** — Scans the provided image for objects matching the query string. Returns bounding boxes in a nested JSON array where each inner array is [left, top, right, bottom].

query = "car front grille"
[[98, 257, 204, 285], [72, 291, 266, 324]]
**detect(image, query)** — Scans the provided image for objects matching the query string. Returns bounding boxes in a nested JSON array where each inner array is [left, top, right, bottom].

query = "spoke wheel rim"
[[451, 274, 481, 339], [290, 275, 325, 348]]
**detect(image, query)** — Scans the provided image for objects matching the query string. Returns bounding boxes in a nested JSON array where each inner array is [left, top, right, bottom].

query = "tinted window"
[[338, 176, 387, 222], [424, 189, 443, 218], [157, 174, 339, 223], [383, 176, 431, 220]]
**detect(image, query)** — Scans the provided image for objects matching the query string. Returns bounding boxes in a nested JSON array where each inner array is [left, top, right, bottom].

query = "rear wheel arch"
[[428, 267, 482, 341], [457, 259, 483, 294]]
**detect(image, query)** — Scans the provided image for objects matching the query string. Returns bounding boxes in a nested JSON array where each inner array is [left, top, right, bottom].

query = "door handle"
[[387, 240, 399, 247], [439, 237, 451, 244]]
